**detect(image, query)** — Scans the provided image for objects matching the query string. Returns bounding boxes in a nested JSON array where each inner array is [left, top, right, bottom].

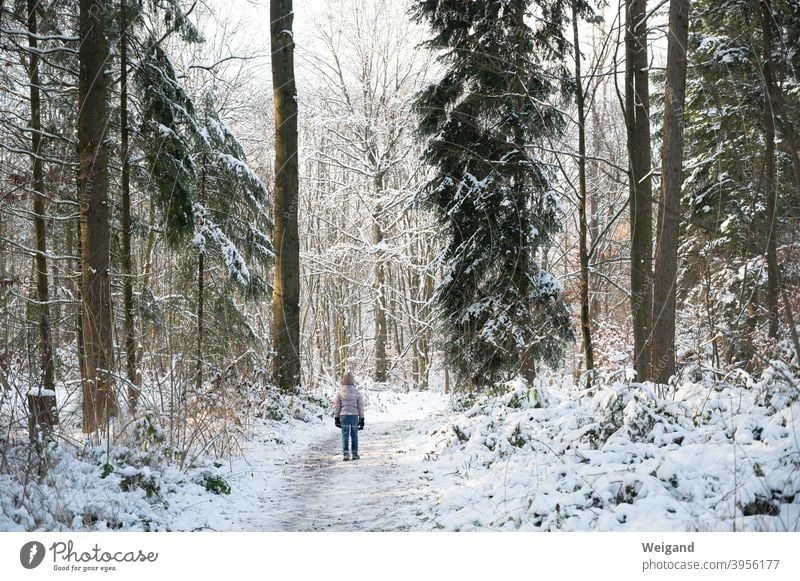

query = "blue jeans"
[[341, 415, 359, 453]]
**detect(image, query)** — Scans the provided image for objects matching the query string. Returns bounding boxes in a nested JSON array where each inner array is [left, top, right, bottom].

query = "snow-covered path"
[[242, 420, 433, 531], [183, 390, 449, 532]]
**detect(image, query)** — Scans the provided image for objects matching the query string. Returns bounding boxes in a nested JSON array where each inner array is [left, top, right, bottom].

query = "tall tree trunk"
[[28, 0, 54, 392], [197, 251, 205, 390], [372, 197, 387, 383], [27, 0, 57, 442], [760, 0, 780, 340], [120, 0, 140, 413], [71, 217, 88, 394], [79, 0, 117, 433], [625, 0, 654, 380], [196, 154, 207, 394], [270, 0, 301, 392], [651, 0, 691, 385], [572, 0, 594, 386], [512, 5, 536, 383], [589, 91, 603, 322]]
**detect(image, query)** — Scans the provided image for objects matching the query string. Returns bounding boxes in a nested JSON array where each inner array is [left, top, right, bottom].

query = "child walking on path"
[[333, 372, 365, 461]]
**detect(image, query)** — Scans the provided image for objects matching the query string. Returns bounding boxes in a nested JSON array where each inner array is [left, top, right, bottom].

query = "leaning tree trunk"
[[79, 0, 117, 433], [625, 0, 654, 381], [270, 0, 301, 392], [651, 0, 691, 385]]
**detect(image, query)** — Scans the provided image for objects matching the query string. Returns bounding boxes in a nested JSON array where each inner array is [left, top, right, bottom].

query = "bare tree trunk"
[[27, 0, 57, 441], [119, 0, 140, 413], [196, 154, 207, 393], [196, 251, 204, 390], [572, 0, 595, 386], [760, 0, 780, 340], [28, 0, 54, 392], [589, 99, 602, 322], [372, 198, 387, 382], [79, 0, 117, 433], [270, 0, 301, 392], [625, 0, 654, 380], [651, 0, 691, 384], [70, 217, 88, 391]]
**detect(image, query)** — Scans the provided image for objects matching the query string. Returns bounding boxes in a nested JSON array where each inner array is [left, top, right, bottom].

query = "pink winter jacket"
[[333, 385, 364, 417]]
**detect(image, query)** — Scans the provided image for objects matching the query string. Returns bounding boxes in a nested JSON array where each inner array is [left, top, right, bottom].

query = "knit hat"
[[342, 372, 355, 386]]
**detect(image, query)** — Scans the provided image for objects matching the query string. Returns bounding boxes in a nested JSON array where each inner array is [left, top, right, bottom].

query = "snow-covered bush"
[[591, 381, 692, 446], [423, 368, 800, 531], [254, 389, 329, 423], [752, 359, 800, 411]]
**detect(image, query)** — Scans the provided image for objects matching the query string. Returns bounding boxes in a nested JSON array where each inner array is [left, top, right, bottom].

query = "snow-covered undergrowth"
[[422, 364, 800, 531], [0, 390, 328, 532]]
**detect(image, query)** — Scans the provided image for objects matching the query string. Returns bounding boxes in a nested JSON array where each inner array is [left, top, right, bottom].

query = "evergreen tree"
[[130, 7, 271, 392], [192, 93, 272, 298], [412, 0, 574, 386], [136, 40, 199, 246], [682, 0, 800, 365]]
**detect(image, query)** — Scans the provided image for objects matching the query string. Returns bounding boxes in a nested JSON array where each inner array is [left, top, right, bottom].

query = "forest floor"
[[3, 372, 799, 532]]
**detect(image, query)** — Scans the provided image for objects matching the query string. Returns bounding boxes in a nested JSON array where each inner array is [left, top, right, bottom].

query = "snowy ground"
[[169, 369, 800, 533], [173, 389, 450, 531], [3, 369, 800, 532]]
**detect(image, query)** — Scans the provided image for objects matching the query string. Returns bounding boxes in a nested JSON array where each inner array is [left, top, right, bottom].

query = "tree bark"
[[625, 0, 654, 380], [651, 0, 691, 384], [28, 0, 55, 393], [760, 0, 780, 340], [79, 0, 117, 433], [119, 0, 140, 413], [372, 198, 387, 383], [197, 153, 207, 394], [572, 0, 595, 386], [270, 0, 301, 392]]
